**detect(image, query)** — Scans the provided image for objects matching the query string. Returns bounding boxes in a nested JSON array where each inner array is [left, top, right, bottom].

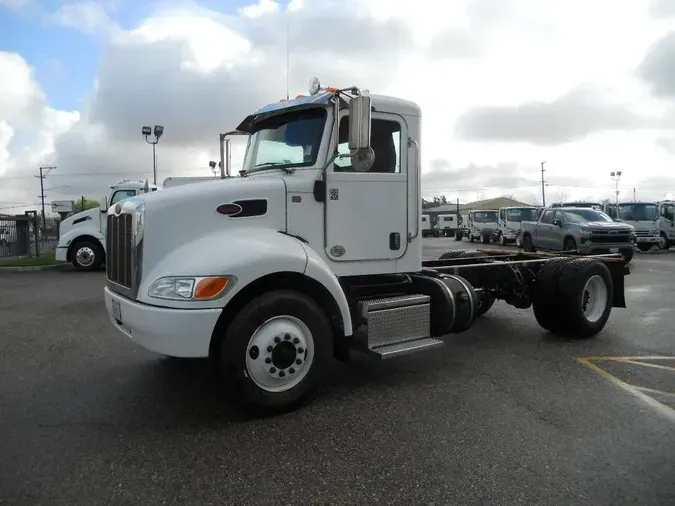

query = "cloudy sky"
[[1, 0, 675, 215]]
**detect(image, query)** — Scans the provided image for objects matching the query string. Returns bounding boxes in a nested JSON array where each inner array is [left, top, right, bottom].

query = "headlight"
[[579, 229, 591, 238], [148, 276, 235, 301], [650, 229, 659, 235]]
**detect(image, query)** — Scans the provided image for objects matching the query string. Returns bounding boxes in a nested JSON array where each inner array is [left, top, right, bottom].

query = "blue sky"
[[0, 0, 256, 111]]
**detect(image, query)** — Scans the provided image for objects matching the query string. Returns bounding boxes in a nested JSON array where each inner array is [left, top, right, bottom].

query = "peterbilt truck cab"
[[56, 179, 159, 270], [103, 78, 630, 413]]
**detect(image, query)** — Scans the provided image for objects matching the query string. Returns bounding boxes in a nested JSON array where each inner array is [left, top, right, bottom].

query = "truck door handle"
[[389, 232, 401, 250]]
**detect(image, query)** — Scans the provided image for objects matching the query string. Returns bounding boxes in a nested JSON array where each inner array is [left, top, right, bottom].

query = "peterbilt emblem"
[[216, 203, 243, 216], [330, 245, 346, 257]]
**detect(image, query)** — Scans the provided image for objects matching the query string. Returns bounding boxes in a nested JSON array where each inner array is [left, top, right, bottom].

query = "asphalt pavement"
[[1, 240, 674, 505]]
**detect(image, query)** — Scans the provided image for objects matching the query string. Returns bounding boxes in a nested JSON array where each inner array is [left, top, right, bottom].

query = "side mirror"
[[348, 94, 372, 151], [100, 196, 109, 213], [552, 218, 562, 227]]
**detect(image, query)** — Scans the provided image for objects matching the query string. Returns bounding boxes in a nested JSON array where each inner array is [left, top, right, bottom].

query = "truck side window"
[[553, 210, 565, 223], [540, 210, 555, 224], [334, 116, 401, 173], [663, 204, 674, 221], [110, 190, 138, 205], [500, 209, 505, 220]]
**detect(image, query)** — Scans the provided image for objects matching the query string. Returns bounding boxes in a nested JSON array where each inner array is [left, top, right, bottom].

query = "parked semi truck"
[[520, 207, 635, 261], [103, 78, 630, 413]]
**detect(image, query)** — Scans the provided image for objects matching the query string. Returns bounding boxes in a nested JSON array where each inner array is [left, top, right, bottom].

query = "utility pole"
[[633, 187, 636, 201], [36, 165, 55, 232], [540, 161, 546, 207]]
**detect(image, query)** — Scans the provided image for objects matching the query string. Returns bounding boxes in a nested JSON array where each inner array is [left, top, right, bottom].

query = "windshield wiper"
[[241, 162, 294, 177]]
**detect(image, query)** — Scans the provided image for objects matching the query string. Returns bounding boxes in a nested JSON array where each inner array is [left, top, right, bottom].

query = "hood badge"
[[216, 203, 243, 216], [330, 245, 346, 257], [115, 204, 122, 215]]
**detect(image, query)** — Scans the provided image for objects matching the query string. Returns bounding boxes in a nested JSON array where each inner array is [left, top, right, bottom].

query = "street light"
[[610, 171, 622, 206], [142, 125, 164, 185]]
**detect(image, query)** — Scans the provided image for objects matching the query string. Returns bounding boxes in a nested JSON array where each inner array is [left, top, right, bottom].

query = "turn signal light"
[[194, 277, 230, 300]]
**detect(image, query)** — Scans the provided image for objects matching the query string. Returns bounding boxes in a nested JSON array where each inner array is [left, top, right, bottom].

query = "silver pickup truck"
[[520, 207, 635, 261]]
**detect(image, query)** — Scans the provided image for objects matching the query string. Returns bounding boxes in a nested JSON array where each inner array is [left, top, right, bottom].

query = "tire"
[[71, 239, 104, 271], [620, 248, 633, 262], [563, 237, 577, 252], [481, 234, 490, 244], [522, 234, 535, 252], [556, 258, 614, 338], [499, 233, 507, 246], [658, 232, 670, 250], [531, 258, 571, 332], [637, 243, 652, 252], [216, 289, 332, 414]]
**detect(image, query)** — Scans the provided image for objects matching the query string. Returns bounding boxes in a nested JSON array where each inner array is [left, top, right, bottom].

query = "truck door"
[[661, 202, 675, 240], [537, 209, 556, 249], [325, 112, 408, 261]]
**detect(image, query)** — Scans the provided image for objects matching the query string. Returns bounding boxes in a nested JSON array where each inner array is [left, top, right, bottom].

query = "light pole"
[[610, 171, 622, 206], [142, 125, 164, 184]]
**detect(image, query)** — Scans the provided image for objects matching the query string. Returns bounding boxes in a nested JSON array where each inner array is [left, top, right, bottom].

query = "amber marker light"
[[194, 277, 230, 300]]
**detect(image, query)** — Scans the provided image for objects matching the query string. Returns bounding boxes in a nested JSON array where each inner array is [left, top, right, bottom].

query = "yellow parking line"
[[576, 357, 675, 423], [578, 356, 675, 361], [615, 359, 675, 372]]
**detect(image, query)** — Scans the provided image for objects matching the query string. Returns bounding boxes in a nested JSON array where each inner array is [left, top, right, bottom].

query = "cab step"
[[352, 293, 444, 359], [367, 337, 444, 360]]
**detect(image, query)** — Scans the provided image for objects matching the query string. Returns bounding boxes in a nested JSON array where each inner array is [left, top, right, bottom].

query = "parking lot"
[[1, 239, 674, 505]]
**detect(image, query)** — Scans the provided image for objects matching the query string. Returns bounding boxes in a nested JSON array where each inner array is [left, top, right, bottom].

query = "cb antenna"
[[285, 12, 290, 100]]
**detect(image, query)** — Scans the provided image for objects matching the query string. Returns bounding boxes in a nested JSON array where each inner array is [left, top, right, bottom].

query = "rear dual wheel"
[[532, 258, 613, 338]]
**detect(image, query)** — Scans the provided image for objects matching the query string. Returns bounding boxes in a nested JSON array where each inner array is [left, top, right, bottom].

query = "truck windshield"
[[618, 203, 659, 221], [242, 108, 326, 175], [473, 211, 498, 222], [564, 209, 614, 223], [506, 208, 538, 222]]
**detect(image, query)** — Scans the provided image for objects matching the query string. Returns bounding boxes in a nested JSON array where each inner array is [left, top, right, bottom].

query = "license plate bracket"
[[609, 247, 619, 253], [111, 297, 122, 322]]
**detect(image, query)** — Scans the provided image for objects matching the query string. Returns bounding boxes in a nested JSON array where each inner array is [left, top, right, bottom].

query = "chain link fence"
[[0, 214, 60, 259]]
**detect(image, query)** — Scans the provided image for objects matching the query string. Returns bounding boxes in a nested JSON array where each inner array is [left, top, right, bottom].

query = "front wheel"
[[71, 240, 104, 271], [658, 232, 670, 250], [217, 289, 333, 413]]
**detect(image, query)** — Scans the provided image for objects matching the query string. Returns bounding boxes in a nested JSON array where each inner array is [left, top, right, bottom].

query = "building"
[[423, 196, 536, 225]]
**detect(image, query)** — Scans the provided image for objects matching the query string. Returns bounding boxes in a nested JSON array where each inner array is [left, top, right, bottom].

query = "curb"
[[0, 263, 73, 273]]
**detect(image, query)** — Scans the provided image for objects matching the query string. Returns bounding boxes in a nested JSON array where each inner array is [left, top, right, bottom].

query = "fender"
[[138, 228, 308, 310], [301, 242, 353, 337], [57, 221, 105, 250]]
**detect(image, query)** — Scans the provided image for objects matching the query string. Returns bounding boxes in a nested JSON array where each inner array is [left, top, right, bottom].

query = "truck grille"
[[590, 230, 631, 244], [635, 230, 652, 237], [106, 213, 133, 288]]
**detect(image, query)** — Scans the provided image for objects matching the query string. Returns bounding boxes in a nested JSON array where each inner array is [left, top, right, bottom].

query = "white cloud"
[[2, 0, 675, 214]]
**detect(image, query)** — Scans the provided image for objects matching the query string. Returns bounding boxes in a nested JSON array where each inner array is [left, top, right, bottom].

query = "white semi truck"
[[103, 78, 630, 413]]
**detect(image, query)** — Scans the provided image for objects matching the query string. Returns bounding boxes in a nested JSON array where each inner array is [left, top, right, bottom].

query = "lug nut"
[[265, 357, 271, 364], [284, 333, 291, 340], [298, 347, 304, 354], [289, 368, 295, 374], [279, 371, 285, 377], [293, 337, 299, 344], [270, 367, 276, 373], [296, 359, 302, 365], [274, 336, 281, 343], [267, 346, 273, 352]]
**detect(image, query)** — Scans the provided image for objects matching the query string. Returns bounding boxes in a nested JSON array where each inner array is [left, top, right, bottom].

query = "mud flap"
[[604, 261, 629, 308]]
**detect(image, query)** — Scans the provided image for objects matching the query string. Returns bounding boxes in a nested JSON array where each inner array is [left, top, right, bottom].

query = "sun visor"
[[236, 92, 345, 133]]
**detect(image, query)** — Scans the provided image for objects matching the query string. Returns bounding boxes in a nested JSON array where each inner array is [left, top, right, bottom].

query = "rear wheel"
[[454, 231, 462, 241], [637, 243, 652, 252], [216, 289, 332, 414]]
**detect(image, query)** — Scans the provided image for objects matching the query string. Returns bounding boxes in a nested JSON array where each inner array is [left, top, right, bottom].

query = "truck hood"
[[59, 208, 100, 237], [579, 221, 634, 231], [134, 175, 288, 271]]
